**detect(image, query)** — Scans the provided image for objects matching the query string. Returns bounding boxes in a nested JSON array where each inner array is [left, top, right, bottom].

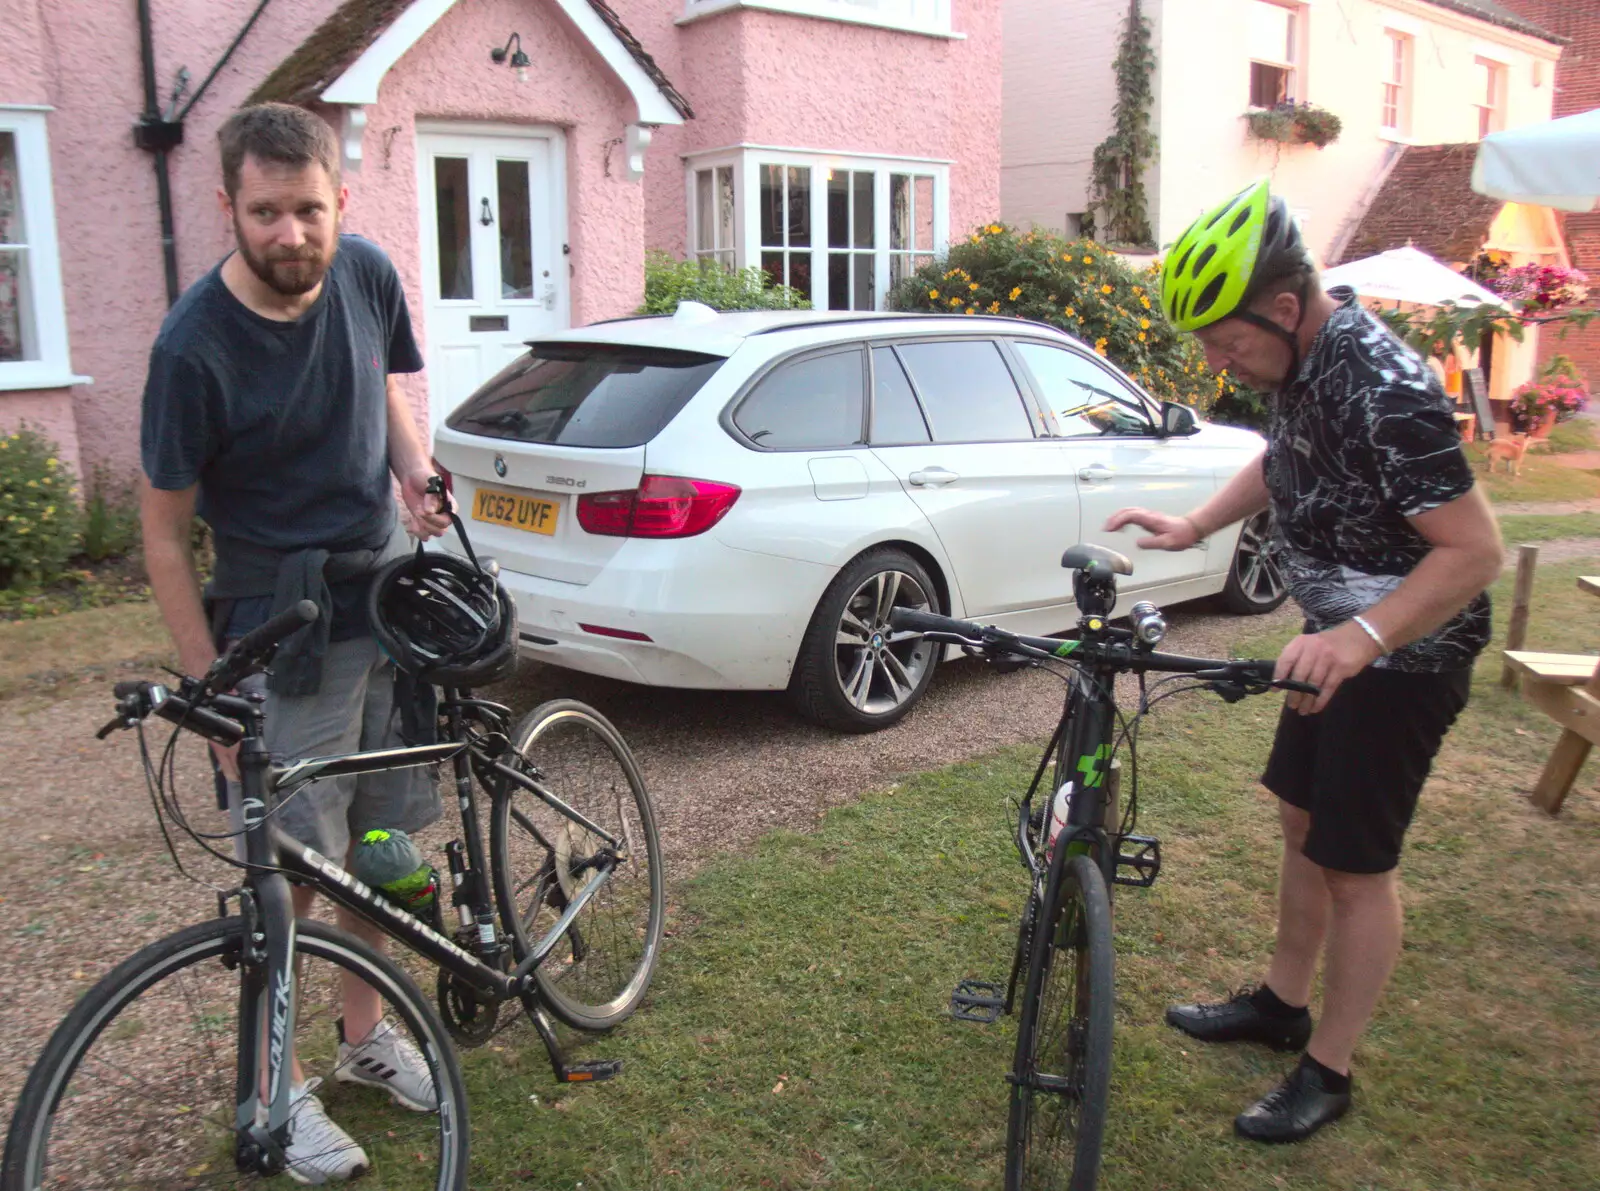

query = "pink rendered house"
[[0, 0, 1000, 480]]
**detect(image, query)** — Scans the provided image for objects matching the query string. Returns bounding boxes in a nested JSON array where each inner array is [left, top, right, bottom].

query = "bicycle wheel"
[[491, 698, 664, 1032], [4, 916, 468, 1190], [1005, 850, 1114, 1191]]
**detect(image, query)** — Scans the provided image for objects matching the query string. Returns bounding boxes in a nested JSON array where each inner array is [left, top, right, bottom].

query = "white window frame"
[[683, 146, 950, 312], [1246, 0, 1305, 109], [1473, 54, 1508, 140], [0, 107, 85, 392], [677, 0, 958, 40], [688, 160, 739, 270], [1381, 30, 1412, 135]]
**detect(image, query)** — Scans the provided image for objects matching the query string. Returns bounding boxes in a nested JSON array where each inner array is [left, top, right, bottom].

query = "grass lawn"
[[1496, 511, 1600, 543], [1471, 443, 1600, 504], [443, 561, 1600, 1190]]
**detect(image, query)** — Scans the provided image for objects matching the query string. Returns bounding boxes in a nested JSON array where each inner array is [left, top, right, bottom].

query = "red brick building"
[[1501, 0, 1600, 385]]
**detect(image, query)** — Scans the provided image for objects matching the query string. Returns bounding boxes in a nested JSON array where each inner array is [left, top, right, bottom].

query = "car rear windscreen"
[[445, 343, 726, 448]]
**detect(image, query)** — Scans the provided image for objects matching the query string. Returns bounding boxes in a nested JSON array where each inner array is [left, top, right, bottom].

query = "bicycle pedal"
[[950, 979, 1004, 1023], [1113, 834, 1162, 888], [560, 1059, 622, 1082]]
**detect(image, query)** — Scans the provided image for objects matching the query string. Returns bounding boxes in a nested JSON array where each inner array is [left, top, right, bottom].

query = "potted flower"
[[1509, 373, 1590, 437], [1491, 263, 1589, 315], [1243, 101, 1343, 149]]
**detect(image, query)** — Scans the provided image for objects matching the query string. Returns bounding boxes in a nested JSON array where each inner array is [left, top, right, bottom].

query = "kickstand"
[[525, 997, 624, 1083]]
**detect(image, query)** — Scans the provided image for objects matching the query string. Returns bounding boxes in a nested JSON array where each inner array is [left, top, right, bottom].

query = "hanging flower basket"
[[1244, 102, 1343, 149]]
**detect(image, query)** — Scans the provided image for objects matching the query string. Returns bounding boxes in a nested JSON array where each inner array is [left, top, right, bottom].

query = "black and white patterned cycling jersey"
[[1261, 287, 1490, 673]]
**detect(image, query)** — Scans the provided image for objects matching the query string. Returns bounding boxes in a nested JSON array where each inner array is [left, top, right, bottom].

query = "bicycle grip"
[[888, 608, 977, 637], [1238, 660, 1320, 696], [113, 680, 146, 699], [209, 600, 319, 691]]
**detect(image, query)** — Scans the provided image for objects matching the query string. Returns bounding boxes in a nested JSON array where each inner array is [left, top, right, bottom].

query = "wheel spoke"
[[843, 651, 874, 708], [874, 570, 903, 625], [837, 609, 872, 646], [879, 651, 913, 702]]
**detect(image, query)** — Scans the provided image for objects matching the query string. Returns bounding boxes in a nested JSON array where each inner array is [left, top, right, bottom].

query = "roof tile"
[[1335, 143, 1504, 265]]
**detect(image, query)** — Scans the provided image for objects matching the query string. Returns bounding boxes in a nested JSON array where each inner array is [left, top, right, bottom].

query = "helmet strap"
[[1233, 275, 1311, 394]]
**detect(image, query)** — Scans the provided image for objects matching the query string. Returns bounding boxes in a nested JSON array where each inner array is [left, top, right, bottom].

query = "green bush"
[[886, 222, 1245, 417], [640, 251, 807, 315], [81, 466, 140, 563], [0, 424, 80, 588]]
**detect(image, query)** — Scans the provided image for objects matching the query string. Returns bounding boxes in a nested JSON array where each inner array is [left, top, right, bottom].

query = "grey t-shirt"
[[141, 234, 425, 635]]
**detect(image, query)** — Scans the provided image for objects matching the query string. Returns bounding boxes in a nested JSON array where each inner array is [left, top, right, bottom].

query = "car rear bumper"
[[470, 536, 835, 690]]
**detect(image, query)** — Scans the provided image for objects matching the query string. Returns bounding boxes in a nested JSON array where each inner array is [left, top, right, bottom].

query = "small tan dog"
[[1484, 433, 1531, 477]]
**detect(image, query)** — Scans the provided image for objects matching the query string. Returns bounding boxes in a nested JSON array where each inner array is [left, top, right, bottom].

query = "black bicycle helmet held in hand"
[[370, 484, 519, 688]]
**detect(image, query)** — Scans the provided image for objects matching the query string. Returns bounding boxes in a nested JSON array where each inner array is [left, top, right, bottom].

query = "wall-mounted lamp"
[[491, 32, 531, 83]]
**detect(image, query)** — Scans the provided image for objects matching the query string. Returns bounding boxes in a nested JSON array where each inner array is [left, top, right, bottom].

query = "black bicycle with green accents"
[[889, 543, 1317, 1191]]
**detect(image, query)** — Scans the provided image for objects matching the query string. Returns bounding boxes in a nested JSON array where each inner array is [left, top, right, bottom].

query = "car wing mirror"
[[1160, 401, 1199, 437]]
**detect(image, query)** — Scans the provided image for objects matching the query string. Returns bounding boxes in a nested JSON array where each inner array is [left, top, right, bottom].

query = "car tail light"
[[576, 475, 741, 538], [430, 456, 454, 498]]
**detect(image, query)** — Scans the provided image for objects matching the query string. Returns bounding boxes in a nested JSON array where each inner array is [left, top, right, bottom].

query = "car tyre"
[[1221, 509, 1288, 614], [790, 548, 943, 733]]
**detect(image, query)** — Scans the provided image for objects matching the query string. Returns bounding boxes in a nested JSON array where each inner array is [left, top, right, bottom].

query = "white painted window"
[[0, 109, 81, 392], [684, 148, 948, 311], [1247, 1, 1302, 107], [1474, 56, 1507, 139], [690, 164, 737, 269], [1381, 30, 1412, 134], [679, 0, 953, 38]]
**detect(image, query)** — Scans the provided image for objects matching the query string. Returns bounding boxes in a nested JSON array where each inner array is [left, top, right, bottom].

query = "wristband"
[[1351, 614, 1389, 655]]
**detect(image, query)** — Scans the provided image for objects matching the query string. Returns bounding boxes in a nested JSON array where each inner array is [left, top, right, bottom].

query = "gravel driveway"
[[0, 593, 1327, 1120]]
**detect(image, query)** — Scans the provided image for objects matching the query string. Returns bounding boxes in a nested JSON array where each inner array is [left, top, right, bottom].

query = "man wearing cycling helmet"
[[1107, 180, 1502, 1143], [139, 103, 451, 1180]]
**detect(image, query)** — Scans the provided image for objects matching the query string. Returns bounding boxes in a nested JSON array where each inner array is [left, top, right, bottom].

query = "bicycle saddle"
[[1060, 543, 1134, 576]]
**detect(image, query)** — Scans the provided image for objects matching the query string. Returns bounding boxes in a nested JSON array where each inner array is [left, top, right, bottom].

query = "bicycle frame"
[[225, 696, 624, 1169]]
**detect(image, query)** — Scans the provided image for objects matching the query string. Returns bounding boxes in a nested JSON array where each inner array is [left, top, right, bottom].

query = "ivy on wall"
[[1087, 0, 1156, 249]]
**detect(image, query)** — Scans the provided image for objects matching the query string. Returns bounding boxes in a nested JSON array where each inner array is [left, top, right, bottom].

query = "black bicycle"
[[890, 543, 1316, 1191], [4, 600, 664, 1187]]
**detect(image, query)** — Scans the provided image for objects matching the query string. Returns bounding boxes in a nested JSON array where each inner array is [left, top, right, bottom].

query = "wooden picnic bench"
[[1498, 551, 1600, 814]]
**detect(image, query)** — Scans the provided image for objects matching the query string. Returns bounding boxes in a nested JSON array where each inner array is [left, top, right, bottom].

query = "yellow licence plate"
[[472, 487, 559, 536]]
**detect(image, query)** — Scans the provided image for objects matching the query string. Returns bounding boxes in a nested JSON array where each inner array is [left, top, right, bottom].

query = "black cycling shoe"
[[1165, 989, 1312, 1051], [1234, 1060, 1352, 1144]]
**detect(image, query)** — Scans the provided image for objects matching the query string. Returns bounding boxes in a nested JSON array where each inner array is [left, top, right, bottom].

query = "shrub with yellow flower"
[[0, 424, 81, 588], [885, 220, 1241, 417]]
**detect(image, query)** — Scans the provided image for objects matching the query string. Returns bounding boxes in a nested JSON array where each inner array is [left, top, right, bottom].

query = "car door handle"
[[1077, 463, 1115, 482], [908, 467, 959, 488]]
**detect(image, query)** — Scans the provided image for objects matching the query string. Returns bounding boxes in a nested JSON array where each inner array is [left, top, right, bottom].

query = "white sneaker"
[[335, 1016, 439, 1112], [284, 1078, 369, 1184]]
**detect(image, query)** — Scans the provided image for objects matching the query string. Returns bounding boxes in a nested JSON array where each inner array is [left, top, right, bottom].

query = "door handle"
[[541, 282, 557, 311], [1077, 463, 1115, 482], [908, 467, 959, 488]]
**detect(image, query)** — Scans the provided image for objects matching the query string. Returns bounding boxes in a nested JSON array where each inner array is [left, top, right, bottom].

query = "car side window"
[[1013, 341, 1156, 438], [870, 347, 931, 444], [893, 340, 1037, 443], [733, 348, 866, 449]]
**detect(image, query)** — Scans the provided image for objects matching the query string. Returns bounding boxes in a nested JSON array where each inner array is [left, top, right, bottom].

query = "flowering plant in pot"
[[1509, 368, 1589, 435], [1492, 263, 1589, 314]]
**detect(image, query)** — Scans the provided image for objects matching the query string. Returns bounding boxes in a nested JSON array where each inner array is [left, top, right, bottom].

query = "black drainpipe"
[[133, 0, 274, 308]]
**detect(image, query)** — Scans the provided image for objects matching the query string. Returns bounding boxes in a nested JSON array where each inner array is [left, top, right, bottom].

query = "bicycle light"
[[1129, 601, 1167, 647]]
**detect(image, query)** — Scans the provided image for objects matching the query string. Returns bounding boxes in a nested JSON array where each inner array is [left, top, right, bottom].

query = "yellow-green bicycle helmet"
[[1160, 180, 1312, 333]]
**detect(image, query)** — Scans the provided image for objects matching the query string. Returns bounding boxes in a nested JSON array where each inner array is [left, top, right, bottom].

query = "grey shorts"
[[227, 635, 441, 860]]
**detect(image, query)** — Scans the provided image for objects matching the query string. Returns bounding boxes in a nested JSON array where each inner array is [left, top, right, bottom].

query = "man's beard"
[[233, 219, 337, 297]]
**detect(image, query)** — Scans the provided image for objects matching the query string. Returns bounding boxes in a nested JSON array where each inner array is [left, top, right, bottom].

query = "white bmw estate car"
[[430, 304, 1283, 732]]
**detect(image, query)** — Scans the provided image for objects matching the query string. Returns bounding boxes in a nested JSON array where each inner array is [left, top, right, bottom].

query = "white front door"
[[417, 125, 568, 435]]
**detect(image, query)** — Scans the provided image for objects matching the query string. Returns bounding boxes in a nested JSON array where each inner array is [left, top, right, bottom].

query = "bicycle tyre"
[[3, 916, 469, 1190], [1004, 850, 1114, 1191], [491, 699, 664, 1032]]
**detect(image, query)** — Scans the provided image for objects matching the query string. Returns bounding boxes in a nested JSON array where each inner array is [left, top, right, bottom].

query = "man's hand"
[[1103, 507, 1202, 552], [400, 470, 453, 540], [1275, 621, 1384, 715]]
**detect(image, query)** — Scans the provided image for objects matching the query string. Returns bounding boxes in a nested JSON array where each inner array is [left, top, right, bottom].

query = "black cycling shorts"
[[1261, 664, 1472, 874]]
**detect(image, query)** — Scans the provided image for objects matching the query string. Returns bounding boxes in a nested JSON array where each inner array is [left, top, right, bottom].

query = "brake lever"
[[95, 715, 129, 740]]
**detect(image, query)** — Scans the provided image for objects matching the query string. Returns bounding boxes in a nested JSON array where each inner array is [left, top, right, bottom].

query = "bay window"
[[686, 147, 948, 311]]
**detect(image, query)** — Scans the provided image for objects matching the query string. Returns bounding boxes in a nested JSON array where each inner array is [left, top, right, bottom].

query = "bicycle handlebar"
[[207, 600, 319, 694], [96, 601, 320, 745], [888, 607, 1319, 696]]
